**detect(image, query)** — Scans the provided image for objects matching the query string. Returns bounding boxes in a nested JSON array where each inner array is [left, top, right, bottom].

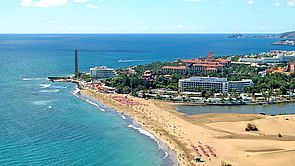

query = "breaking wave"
[[38, 89, 60, 93], [72, 88, 106, 112], [39, 84, 52, 89], [32, 100, 52, 106], [22, 77, 44, 81], [118, 59, 143, 63], [51, 86, 68, 89]]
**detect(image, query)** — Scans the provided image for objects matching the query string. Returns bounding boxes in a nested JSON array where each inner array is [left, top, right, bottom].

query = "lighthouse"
[[74, 48, 79, 77]]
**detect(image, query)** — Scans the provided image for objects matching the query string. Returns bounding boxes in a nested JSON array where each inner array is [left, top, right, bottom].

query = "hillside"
[[280, 31, 295, 39]]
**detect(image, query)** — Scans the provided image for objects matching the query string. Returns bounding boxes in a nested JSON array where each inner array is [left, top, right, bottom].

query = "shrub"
[[221, 161, 232, 166], [278, 133, 282, 137], [245, 123, 259, 131]]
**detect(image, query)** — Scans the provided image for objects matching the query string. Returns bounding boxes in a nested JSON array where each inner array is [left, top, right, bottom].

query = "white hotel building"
[[239, 51, 295, 64], [90, 66, 117, 79], [179, 77, 254, 94]]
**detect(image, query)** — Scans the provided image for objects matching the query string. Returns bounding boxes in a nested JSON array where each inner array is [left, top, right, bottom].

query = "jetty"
[[48, 76, 71, 82]]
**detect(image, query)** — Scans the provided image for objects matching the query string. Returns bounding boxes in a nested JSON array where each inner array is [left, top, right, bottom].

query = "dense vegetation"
[[105, 62, 178, 94], [103, 61, 295, 95], [223, 64, 295, 95]]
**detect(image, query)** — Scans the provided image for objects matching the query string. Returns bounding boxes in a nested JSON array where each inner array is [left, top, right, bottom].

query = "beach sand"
[[80, 89, 295, 166]]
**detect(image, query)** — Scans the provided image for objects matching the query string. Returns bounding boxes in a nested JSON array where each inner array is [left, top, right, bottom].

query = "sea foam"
[[121, 115, 126, 120], [32, 100, 52, 106], [118, 59, 143, 63], [38, 89, 60, 93], [39, 84, 52, 89], [128, 124, 156, 140], [50, 86, 68, 89], [22, 77, 44, 81], [72, 88, 106, 112]]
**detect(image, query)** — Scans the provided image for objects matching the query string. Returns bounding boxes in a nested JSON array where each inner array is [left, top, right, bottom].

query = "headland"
[[228, 31, 295, 46]]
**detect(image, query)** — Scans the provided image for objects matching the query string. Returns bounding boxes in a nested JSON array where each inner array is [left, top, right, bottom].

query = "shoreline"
[[72, 86, 179, 166]]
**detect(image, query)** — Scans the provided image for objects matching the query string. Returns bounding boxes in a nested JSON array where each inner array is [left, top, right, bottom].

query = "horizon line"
[[0, 32, 283, 35], [0, 30, 292, 35]]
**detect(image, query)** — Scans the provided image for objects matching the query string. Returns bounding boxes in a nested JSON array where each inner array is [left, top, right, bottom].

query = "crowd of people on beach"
[[191, 143, 217, 162]]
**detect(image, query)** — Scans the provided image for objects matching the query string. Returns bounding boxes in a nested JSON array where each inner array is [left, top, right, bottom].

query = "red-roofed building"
[[141, 70, 155, 81], [181, 52, 231, 67], [162, 66, 187, 74], [161, 52, 231, 74], [205, 67, 218, 73]]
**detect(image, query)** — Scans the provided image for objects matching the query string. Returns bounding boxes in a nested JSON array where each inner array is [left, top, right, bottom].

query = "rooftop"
[[193, 63, 224, 67], [162, 66, 187, 70], [205, 67, 218, 71], [90, 66, 115, 71], [180, 77, 228, 82]]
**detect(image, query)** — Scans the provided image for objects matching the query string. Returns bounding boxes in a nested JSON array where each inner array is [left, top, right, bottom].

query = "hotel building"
[[228, 80, 254, 92], [258, 62, 295, 76], [179, 77, 254, 94], [90, 66, 117, 79], [161, 66, 187, 74], [239, 51, 295, 64], [162, 52, 231, 74]]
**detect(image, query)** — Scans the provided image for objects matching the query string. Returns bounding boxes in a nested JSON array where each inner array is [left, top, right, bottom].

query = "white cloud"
[[73, 0, 89, 3], [287, 0, 295, 6], [273, 0, 295, 7], [21, 0, 32, 6], [246, 0, 255, 5], [273, 0, 282, 6], [21, 0, 68, 8], [86, 3, 98, 8]]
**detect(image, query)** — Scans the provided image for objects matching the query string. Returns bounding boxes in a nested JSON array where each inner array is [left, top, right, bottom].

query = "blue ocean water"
[[0, 34, 294, 165]]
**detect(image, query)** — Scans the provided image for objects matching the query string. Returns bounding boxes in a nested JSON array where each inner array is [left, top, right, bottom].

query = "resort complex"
[[68, 50, 295, 105]]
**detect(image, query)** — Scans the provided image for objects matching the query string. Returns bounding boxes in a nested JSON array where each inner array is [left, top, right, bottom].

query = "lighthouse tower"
[[74, 48, 79, 77]]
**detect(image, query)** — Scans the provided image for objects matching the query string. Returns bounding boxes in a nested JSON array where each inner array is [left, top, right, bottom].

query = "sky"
[[0, 0, 295, 33]]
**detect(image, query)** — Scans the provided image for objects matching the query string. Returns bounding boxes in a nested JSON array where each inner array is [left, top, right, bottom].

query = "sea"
[[0, 34, 294, 165]]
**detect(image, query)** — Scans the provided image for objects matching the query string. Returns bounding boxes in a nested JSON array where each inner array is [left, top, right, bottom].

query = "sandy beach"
[[80, 89, 295, 166]]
